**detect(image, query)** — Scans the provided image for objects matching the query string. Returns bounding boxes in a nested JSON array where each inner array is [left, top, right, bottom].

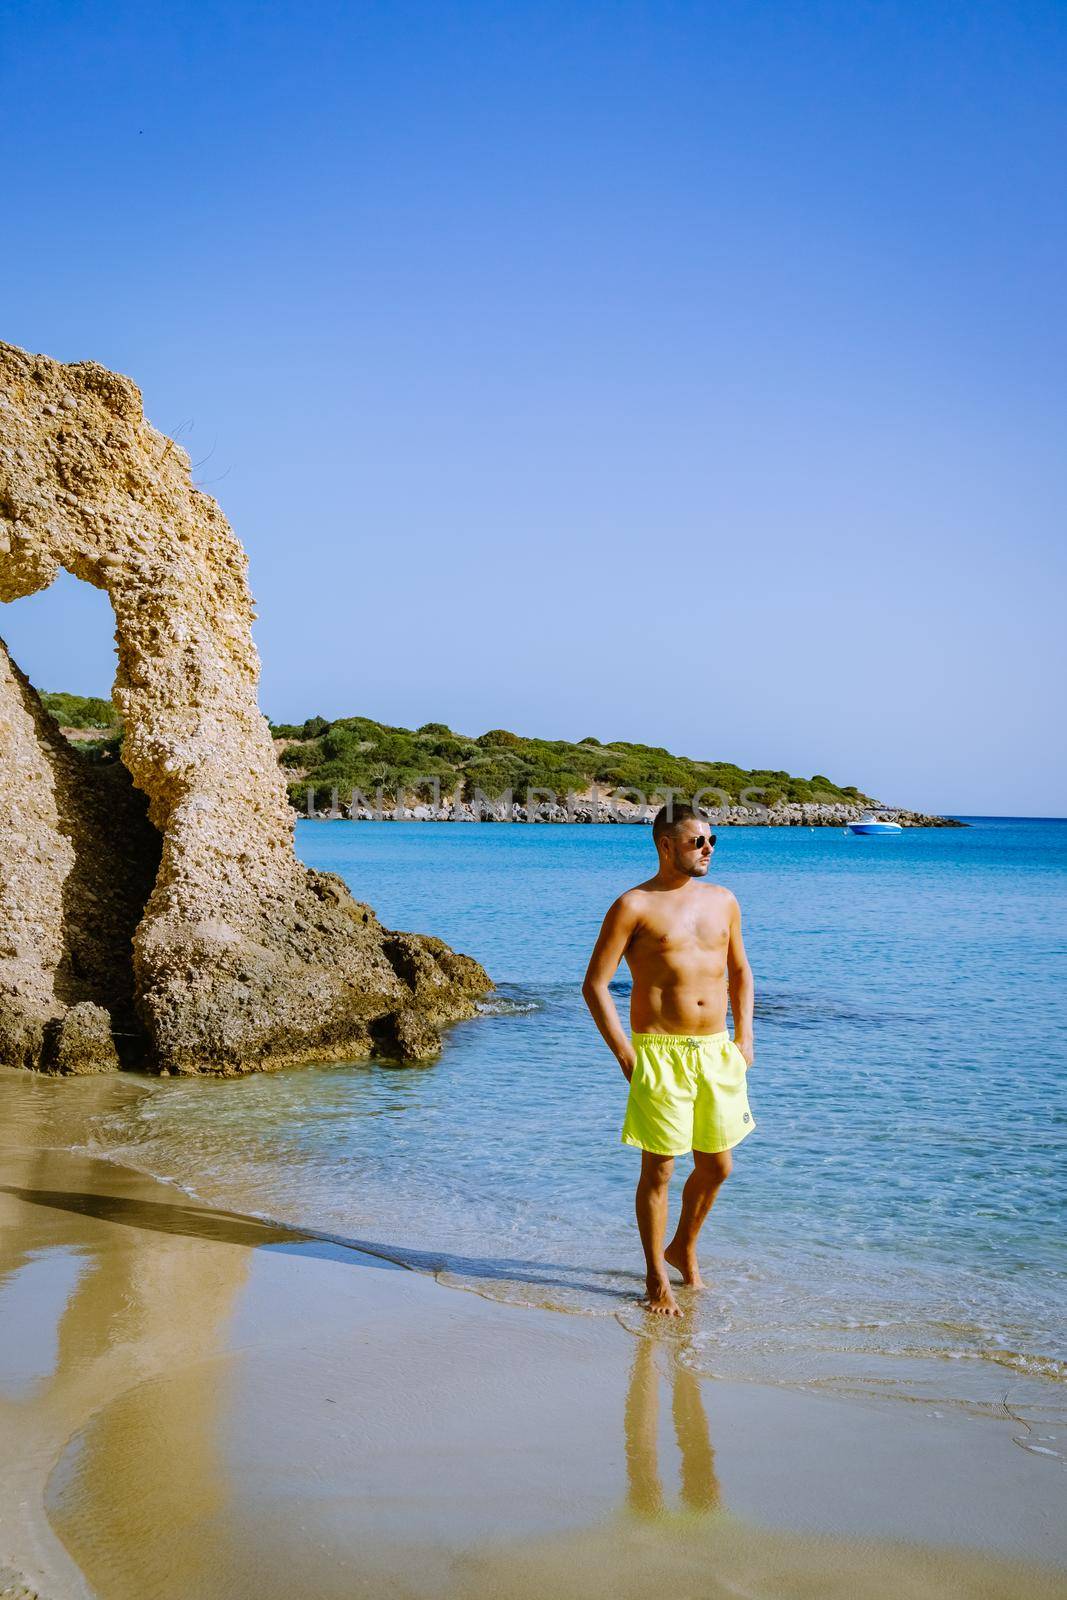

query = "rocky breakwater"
[[314, 795, 961, 827], [0, 341, 490, 1074]]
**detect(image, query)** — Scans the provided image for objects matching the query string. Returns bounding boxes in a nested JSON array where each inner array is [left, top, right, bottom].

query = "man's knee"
[[694, 1150, 732, 1186], [639, 1153, 674, 1189]]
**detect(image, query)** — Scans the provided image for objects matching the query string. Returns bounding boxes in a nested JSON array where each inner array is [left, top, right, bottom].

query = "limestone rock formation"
[[0, 340, 490, 1074]]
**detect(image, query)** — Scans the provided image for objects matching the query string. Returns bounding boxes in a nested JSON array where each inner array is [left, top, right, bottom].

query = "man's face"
[[666, 821, 715, 877]]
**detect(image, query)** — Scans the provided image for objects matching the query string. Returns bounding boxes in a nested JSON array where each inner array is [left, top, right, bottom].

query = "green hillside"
[[268, 716, 872, 809], [40, 694, 872, 808]]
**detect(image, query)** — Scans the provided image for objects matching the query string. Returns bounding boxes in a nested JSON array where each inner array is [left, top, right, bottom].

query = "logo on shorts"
[[743, 1112, 750, 1123]]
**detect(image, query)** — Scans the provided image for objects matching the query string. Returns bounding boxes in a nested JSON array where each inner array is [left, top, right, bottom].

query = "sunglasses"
[[681, 833, 717, 849]]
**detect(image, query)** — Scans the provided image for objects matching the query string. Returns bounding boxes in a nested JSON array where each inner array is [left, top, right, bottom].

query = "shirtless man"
[[582, 804, 755, 1316]]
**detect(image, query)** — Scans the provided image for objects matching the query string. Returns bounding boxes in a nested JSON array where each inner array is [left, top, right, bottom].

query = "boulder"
[[40, 1001, 120, 1075]]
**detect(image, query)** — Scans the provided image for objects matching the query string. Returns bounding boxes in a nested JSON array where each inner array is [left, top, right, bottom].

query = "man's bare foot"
[[640, 1273, 682, 1316], [663, 1241, 706, 1289]]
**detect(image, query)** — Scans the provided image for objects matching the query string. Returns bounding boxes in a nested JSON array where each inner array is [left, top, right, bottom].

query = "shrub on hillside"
[[279, 740, 324, 768], [42, 691, 119, 729]]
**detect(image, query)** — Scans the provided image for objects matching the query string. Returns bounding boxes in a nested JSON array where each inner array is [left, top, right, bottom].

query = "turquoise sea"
[[89, 819, 1067, 1447]]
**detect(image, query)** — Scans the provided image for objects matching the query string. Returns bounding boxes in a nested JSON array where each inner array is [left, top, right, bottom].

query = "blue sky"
[[1, 0, 1064, 814]]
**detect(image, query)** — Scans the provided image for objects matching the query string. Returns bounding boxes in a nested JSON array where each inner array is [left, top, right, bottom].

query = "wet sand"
[[1, 1070, 1064, 1600]]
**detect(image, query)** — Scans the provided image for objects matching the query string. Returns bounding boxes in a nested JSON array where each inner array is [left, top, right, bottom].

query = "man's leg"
[[635, 1151, 680, 1316], [664, 1149, 732, 1288]]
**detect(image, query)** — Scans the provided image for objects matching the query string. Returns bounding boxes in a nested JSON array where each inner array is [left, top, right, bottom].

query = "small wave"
[[476, 996, 541, 1016], [958, 1347, 1067, 1384], [819, 1338, 1067, 1387], [756, 992, 928, 1029], [436, 1271, 626, 1316]]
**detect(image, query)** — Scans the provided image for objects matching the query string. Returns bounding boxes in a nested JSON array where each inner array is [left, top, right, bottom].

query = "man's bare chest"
[[629, 910, 729, 962]]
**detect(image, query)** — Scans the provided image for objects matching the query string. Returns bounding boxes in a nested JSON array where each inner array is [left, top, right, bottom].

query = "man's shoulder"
[[612, 882, 658, 915], [700, 882, 740, 913]]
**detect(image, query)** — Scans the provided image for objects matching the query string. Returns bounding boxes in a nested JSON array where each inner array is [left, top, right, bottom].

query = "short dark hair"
[[652, 802, 703, 845]]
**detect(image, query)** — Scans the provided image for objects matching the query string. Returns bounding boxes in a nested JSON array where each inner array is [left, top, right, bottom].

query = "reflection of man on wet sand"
[[582, 805, 756, 1316], [625, 1337, 721, 1518]]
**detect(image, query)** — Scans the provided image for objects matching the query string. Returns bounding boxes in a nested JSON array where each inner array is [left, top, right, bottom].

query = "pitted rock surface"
[[0, 340, 490, 1074]]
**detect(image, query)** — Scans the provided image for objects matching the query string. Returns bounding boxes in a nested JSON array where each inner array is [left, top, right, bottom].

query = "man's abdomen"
[[629, 977, 729, 1036]]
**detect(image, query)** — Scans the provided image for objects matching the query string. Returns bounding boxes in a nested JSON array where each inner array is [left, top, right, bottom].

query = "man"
[[582, 804, 755, 1316]]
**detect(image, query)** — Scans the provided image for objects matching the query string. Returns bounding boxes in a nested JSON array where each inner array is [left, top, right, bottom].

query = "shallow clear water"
[[87, 819, 1067, 1438]]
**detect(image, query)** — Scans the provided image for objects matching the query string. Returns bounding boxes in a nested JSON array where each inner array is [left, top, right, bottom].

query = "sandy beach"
[[0, 1070, 1063, 1600]]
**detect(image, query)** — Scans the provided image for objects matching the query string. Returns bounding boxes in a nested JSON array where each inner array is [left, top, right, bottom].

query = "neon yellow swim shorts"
[[621, 1031, 755, 1157]]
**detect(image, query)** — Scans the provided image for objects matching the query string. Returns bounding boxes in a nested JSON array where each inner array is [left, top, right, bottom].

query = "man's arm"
[[727, 895, 755, 1065], [582, 895, 640, 1079]]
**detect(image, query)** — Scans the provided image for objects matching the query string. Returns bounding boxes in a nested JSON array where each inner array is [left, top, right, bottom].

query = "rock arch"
[[0, 340, 488, 1074]]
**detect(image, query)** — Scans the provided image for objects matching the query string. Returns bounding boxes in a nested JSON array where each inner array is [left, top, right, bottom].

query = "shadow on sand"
[[0, 1183, 637, 1299]]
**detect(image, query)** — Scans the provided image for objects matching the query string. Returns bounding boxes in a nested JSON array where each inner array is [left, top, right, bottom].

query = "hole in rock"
[[1, 567, 119, 702]]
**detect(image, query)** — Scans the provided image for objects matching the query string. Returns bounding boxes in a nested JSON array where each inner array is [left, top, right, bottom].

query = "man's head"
[[651, 804, 716, 877]]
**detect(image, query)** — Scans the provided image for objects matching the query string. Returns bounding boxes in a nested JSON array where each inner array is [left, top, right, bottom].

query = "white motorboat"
[[848, 813, 903, 835]]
